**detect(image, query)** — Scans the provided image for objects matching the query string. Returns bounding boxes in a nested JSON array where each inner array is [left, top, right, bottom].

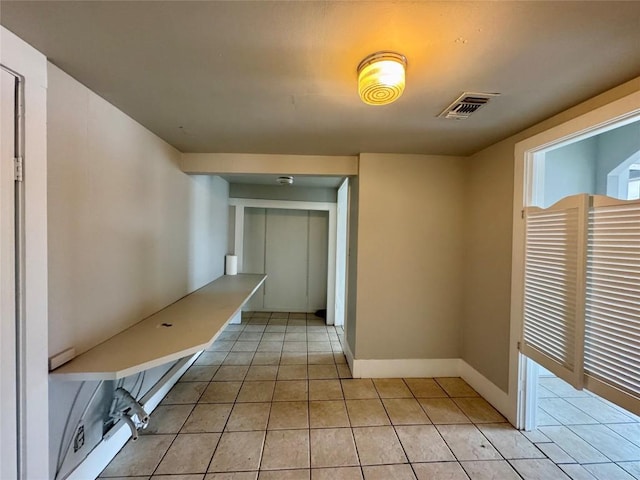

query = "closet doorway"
[[243, 207, 329, 313]]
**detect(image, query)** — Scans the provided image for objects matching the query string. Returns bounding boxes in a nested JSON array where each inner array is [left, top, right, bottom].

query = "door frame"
[[509, 89, 640, 429], [229, 198, 338, 325], [1, 27, 49, 479], [335, 178, 349, 327], [1, 64, 19, 480]]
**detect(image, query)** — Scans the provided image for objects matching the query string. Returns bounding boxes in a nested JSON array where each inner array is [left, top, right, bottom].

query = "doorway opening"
[[509, 86, 640, 436], [242, 207, 329, 314], [521, 115, 640, 427], [228, 178, 349, 331], [510, 95, 640, 475]]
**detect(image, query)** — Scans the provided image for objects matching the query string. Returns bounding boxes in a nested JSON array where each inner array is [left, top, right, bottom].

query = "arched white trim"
[[606, 149, 640, 200], [229, 198, 338, 325]]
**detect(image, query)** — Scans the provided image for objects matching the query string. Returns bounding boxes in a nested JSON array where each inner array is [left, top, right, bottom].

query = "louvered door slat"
[[522, 194, 588, 388], [584, 196, 640, 415]]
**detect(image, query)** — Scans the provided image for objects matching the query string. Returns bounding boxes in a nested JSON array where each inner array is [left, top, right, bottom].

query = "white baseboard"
[[67, 353, 199, 480], [229, 310, 242, 325], [343, 340, 355, 375], [346, 354, 513, 425], [458, 361, 513, 425], [351, 358, 461, 379]]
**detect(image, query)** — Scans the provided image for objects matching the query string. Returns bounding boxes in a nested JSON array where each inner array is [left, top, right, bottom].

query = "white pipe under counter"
[[50, 274, 266, 381]]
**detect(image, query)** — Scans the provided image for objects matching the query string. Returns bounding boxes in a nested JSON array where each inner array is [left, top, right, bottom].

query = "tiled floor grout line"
[[147, 355, 216, 478], [102, 312, 640, 479], [380, 379, 425, 478], [504, 459, 528, 480]]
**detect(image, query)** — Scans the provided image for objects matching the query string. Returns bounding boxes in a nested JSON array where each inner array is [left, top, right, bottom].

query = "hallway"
[[100, 312, 639, 479]]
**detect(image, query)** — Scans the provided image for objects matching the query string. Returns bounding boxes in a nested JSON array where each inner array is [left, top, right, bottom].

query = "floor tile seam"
[[601, 424, 640, 450], [342, 424, 365, 475], [539, 397, 600, 424], [351, 459, 414, 467], [434, 423, 508, 464], [395, 422, 456, 465], [504, 458, 545, 480], [388, 421, 422, 467], [260, 394, 277, 451], [454, 460, 490, 480], [147, 429, 187, 477], [307, 410, 312, 471], [209, 421, 268, 474], [564, 423, 635, 463], [538, 428, 615, 465], [599, 419, 640, 425]]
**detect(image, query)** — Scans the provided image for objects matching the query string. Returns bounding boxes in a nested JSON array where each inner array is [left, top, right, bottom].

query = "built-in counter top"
[[50, 274, 266, 381]]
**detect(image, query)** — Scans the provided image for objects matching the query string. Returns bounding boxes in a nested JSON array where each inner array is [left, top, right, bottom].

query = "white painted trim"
[[345, 355, 513, 424], [67, 353, 199, 480], [522, 359, 539, 431], [351, 358, 461, 379], [233, 205, 244, 271], [334, 179, 349, 327], [326, 205, 337, 326], [0, 67, 19, 480], [229, 310, 242, 325], [530, 151, 546, 207], [510, 89, 640, 429], [459, 361, 513, 425], [229, 198, 338, 325], [1, 26, 49, 480], [606, 150, 640, 200], [229, 198, 335, 211], [343, 337, 355, 375]]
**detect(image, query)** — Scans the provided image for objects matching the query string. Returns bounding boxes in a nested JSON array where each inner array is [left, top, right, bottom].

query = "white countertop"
[[50, 274, 266, 381]]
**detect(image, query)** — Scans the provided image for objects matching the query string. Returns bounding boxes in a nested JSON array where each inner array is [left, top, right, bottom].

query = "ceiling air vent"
[[438, 92, 500, 120]]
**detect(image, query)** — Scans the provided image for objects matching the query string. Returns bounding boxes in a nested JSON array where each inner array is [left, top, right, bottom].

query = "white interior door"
[[307, 210, 328, 312], [242, 206, 330, 313], [264, 209, 308, 311], [522, 194, 588, 389], [0, 67, 18, 480]]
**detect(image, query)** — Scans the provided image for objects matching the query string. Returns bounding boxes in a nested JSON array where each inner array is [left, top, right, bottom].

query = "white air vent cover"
[[438, 92, 500, 119]]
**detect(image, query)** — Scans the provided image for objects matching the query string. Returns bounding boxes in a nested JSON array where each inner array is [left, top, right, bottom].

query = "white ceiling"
[[2, 1, 640, 157]]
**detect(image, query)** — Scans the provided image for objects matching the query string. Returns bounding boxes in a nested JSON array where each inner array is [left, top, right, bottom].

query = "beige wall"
[[354, 153, 466, 359], [47, 64, 231, 478], [48, 64, 229, 357], [462, 140, 515, 391], [462, 76, 640, 392]]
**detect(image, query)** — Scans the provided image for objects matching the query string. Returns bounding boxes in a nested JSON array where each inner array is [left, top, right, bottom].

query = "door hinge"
[[14, 156, 23, 182], [521, 209, 525, 219], [517, 341, 522, 350]]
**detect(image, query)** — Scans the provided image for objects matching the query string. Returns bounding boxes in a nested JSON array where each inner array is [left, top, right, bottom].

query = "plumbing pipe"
[[115, 413, 138, 441], [114, 387, 149, 425]]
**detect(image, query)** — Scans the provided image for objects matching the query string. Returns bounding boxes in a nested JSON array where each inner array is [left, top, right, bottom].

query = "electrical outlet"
[[73, 423, 85, 452]]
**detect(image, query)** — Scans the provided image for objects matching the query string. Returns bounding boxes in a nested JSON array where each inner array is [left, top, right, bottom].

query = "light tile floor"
[[100, 312, 640, 480], [533, 375, 640, 479]]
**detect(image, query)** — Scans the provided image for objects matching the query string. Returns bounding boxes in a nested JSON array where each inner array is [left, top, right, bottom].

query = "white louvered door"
[[523, 194, 640, 415], [522, 194, 588, 388], [584, 196, 640, 416]]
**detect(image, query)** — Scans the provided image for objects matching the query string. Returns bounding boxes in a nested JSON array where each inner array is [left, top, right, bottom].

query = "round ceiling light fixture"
[[357, 51, 407, 106], [277, 176, 294, 185]]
